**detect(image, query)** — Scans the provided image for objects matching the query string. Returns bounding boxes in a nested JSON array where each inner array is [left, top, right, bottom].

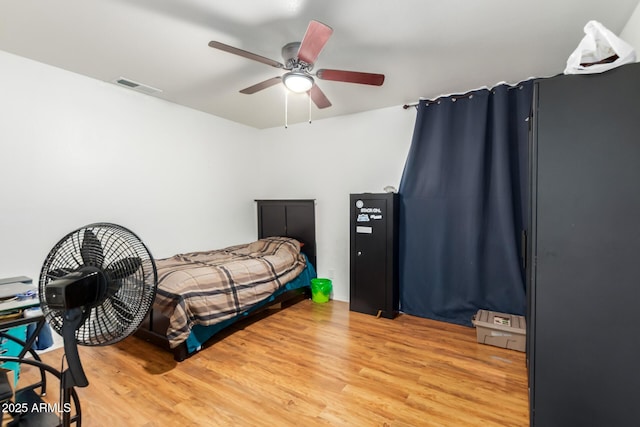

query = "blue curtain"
[[399, 81, 533, 326]]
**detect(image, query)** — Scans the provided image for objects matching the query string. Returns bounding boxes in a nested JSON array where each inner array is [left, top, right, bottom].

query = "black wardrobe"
[[528, 62, 640, 426]]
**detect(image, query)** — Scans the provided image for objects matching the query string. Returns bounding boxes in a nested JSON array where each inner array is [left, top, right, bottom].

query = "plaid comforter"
[[154, 237, 307, 348]]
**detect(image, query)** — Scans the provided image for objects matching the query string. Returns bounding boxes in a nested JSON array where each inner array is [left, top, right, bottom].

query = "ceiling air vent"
[[113, 77, 163, 96]]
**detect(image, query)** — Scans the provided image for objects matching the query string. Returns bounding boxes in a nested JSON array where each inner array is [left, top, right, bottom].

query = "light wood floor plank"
[[17, 300, 528, 426]]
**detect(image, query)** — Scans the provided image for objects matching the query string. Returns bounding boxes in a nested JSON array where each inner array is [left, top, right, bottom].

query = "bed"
[[134, 199, 317, 361]]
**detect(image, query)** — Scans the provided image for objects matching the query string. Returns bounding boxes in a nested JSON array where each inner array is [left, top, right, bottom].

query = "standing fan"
[[36, 223, 157, 426]]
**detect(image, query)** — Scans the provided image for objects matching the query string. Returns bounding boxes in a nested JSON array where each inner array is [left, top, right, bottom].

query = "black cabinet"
[[528, 63, 640, 427], [256, 199, 316, 268], [349, 193, 398, 318]]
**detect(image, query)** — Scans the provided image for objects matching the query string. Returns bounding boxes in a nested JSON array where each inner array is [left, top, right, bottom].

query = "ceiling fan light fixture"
[[283, 71, 314, 93]]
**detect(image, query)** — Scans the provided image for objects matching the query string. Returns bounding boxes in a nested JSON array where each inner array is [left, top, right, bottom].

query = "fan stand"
[[60, 307, 89, 426]]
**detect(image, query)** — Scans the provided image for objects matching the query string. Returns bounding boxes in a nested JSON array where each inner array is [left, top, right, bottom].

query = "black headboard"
[[256, 199, 316, 269]]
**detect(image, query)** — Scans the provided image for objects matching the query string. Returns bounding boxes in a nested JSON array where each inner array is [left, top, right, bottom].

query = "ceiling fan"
[[208, 20, 385, 109]]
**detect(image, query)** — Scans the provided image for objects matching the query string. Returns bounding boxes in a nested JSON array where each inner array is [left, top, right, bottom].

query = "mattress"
[[153, 237, 308, 348]]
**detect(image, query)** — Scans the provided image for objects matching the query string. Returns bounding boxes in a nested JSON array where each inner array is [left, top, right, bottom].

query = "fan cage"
[[39, 223, 157, 346]]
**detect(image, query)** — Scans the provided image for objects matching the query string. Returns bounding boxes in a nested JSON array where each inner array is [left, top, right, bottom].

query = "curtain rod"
[[403, 92, 474, 109], [403, 81, 530, 110], [403, 102, 419, 109]]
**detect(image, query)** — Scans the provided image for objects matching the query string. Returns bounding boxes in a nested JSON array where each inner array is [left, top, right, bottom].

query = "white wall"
[[620, 1, 640, 54], [0, 49, 416, 304], [256, 107, 415, 301], [0, 51, 260, 282]]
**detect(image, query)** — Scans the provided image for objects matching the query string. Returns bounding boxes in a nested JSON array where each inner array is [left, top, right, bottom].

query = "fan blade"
[[46, 267, 76, 279], [297, 20, 333, 65], [208, 41, 284, 69], [316, 69, 385, 86], [308, 84, 332, 109], [239, 76, 282, 94], [105, 257, 142, 280], [81, 229, 104, 268], [109, 294, 135, 324]]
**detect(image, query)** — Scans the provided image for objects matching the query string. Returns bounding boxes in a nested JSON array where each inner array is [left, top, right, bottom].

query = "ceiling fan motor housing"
[[282, 42, 303, 69]]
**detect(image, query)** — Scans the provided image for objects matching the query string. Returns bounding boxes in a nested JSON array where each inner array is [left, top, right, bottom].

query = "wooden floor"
[[16, 300, 529, 426]]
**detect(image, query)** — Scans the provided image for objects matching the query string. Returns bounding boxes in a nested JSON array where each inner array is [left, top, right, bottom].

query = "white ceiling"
[[0, 0, 638, 129]]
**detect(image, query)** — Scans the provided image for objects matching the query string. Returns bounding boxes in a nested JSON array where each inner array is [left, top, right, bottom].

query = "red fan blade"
[[240, 77, 282, 94], [316, 69, 385, 86], [308, 84, 332, 109], [209, 41, 284, 69], [297, 20, 333, 65]]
